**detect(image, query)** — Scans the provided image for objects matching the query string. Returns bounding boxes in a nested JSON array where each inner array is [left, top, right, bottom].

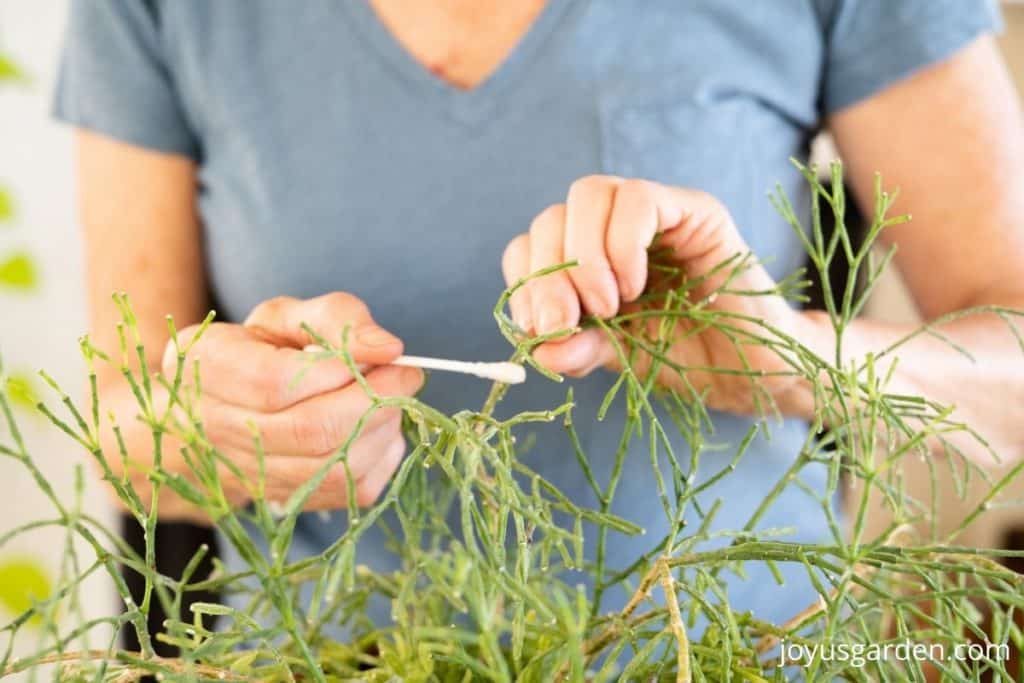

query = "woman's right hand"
[[163, 292, 424, 512]]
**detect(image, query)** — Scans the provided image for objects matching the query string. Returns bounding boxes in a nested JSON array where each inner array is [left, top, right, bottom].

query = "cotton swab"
[[394, 354, 526, 384], [302, 345, 526, 384]]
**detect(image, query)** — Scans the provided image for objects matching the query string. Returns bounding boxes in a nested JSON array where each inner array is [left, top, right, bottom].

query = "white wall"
[[0, 2, 114, 677]]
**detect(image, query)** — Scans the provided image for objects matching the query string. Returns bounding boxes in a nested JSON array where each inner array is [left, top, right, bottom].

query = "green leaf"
[[0, 187, 12, 223], [0, 252, 39, 290], [0, 55, 25, 83], [0, 557, 52, 625], [5, 373, 40, 410]]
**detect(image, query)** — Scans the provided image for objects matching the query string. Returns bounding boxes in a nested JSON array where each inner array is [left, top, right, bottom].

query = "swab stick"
[[303, 345, 526, 384]]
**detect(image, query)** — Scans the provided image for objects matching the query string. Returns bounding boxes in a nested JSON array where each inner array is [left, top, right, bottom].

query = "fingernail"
[[401, 366, 425, 390], [356, 325, 399, 347], [594, 293, 617, 319], [512, 310, 529, 332], [567, 333, 596, 368], [160, 340, 177, 374], [616, 276, 632, 302], [538, 309, 562, 335]]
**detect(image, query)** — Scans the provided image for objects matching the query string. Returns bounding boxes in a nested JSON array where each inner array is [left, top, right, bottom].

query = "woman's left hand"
[[501, 175, 822, 417]]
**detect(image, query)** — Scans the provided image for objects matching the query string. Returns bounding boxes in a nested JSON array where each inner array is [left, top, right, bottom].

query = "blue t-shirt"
[[56, 0, 999, 631]]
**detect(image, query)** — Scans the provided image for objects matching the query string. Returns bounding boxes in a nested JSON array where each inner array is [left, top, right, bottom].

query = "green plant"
[[2, 162, 1024, 681], [0, 50, 39, 293], [0, 55, 27, 84], [0, 188, 13, 223], [0, 53, 15, 229]]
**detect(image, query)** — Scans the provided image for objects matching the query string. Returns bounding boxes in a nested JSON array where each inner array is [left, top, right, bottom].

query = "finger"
[[215, 414, 402, 508], [167, 323, 364, 412], [246, 365, 420, 457], [528, 204, 581, 335], [201, 449, 349, 509], [606, 179, 664, 302], [564, 176, 621, 318], [261, 435, 405, 511], [259, 455, 353, 510], [206, 405, 402, 482], [351, 436, 405, 508], [244, 292, 403, 366], [657, 187, 768, 297], [532, 328, 615, 377], [501, 233, 534, 333]]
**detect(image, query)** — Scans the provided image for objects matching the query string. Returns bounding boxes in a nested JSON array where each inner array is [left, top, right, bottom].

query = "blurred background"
[[0, 4, 114, 672], [1, 2, 1023, 678]]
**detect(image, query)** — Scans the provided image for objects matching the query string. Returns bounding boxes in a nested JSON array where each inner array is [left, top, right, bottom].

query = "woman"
[[56, 0, 1024, 631]]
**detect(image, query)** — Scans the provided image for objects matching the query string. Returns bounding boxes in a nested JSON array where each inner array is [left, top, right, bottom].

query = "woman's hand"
[[502, 176, 821, 417], [164, 292, 424, 511]]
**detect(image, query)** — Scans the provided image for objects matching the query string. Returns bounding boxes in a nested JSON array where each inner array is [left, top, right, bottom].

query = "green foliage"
[[1, 162, 1024, 681], [4, 373, 40, 411], [0, 252, 38, 290], [0, 50, 36, 294], [0, 55, 26, 84], [0, 188, 13, 223], [0, 559, 51, 626]]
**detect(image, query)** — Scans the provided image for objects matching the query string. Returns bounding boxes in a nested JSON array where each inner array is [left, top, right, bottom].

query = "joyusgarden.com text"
[[779, 638, 1011, 669]]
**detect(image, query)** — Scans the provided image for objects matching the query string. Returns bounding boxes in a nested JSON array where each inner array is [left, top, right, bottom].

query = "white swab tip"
[[480, 362, 527, 385]]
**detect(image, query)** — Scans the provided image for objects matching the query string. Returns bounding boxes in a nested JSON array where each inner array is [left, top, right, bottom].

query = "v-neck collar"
[[340, 0, 579, 127]]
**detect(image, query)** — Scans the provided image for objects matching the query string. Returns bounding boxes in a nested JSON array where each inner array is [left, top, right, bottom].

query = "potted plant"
[[1, 163, 1022, 681]]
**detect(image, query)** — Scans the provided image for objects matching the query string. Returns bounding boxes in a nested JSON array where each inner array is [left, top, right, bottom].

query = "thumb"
[[243, 292, 403, 365], [659, 188, 773, 299]]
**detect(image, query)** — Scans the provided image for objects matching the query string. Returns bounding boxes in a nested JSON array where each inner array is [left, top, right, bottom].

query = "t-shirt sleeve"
[[53, 0, 199, 158], [820, 0, 1003, 114]]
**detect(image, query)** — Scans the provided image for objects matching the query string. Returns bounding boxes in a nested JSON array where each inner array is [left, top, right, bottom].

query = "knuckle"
[[317, 292, 370, 321], [618, 178, 654, 203], [246, 296, 296, 325], [691, 187, 715, 203], [530, 204, 565, 237], [502, 234, 529, 269], [567, 174, 608, 201], [265, 295, 297, 310], [691, 188, 723, 211]]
